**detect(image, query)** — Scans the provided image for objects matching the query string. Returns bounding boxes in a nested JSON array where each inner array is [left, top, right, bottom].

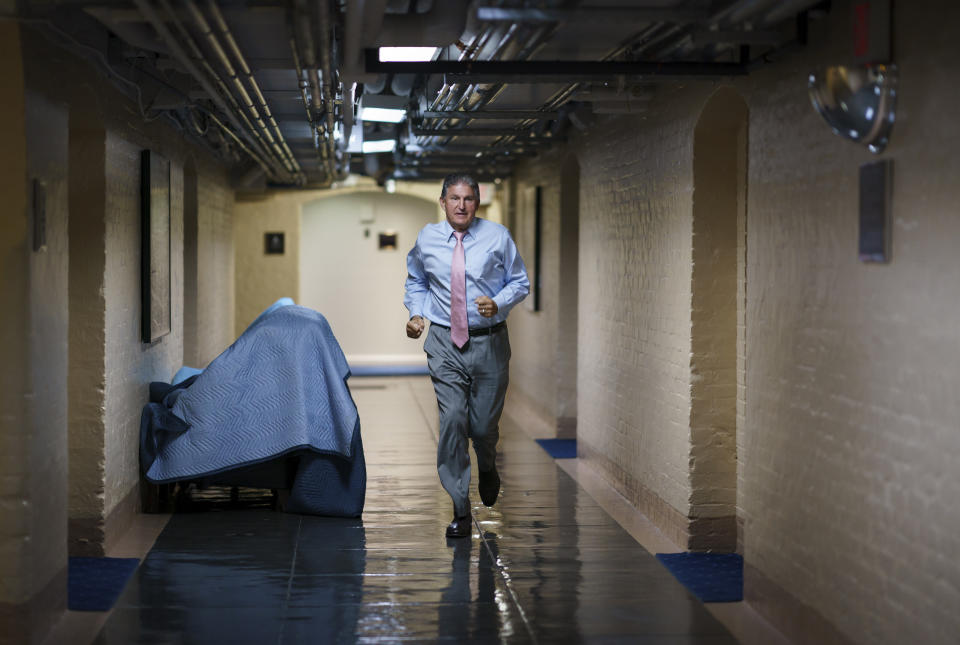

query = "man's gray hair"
[[440, 172, 480, 200]]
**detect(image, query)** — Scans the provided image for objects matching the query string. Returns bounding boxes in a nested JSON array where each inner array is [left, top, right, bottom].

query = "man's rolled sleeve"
[[403, 240, 428, 319], [492, 233, 530, 315]]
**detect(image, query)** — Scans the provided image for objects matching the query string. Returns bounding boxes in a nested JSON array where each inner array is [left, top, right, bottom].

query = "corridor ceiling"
[[23, 0, 829, 189]]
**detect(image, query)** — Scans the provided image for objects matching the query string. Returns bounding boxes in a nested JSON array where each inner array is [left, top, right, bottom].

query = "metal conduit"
[[205, 111, 275, 176], [156, 0, 280, 171], [317, 0, 344, 180], [291, 1, 322, 114], [288, 31, 324, 172], [290, 0, 328, 177], [182, 1, 283, 164], [421, 13, 565, 158], [537, 0, 791, 129], [284, 0, 345, 183], [418, 21, 502, 152], [426, 22, 497, 116], [454, 23, 558, 150], [293, 2, 322, 121], [204, 0, 303, 179], [538, 22, 664, 116], [641, 0, 820, 70], [446, 23, 518, 115], [130, 0, 280, 178], [160, 0, 291, 179]]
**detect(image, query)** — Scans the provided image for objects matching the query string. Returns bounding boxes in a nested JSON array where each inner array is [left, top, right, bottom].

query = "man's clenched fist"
[[406, 315, 425, 338]]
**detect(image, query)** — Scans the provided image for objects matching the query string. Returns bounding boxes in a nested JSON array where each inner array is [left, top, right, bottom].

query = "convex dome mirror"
[[808, 64, 898, 153]]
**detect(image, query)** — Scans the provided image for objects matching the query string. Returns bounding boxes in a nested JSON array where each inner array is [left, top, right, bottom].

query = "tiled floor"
[[90, 376, 741, 644]]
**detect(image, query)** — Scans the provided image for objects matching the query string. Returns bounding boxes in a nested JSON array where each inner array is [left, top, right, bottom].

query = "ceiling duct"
[[343, 0, 468, 85], [375, 0, 469, 47], [47, 0, 829, 186], [85, 8, 169, 54]]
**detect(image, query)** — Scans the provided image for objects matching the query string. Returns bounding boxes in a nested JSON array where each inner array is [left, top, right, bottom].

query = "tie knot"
[[453, 231, 465, 242]]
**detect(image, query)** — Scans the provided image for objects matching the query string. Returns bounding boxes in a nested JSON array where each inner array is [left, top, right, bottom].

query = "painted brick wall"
[[102, 131, 184, 521], [193, 162, 235, 366], [17, 27, 235, 558], [66, 101, 108, 546], [0, 26, 70, 634], [688, 89, 746, 550], [23, 89, 70, 629], [506, 150, 580, 436], [575, 96, 702, 530], [507, 152, 563, 426], [737, 1, 960, 642]]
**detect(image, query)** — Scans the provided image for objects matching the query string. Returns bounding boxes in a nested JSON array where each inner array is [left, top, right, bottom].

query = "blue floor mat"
[[655, 553, 743, 602], [68, 557, 140, 611], [535, 438, 577, 459], [349, 364, 430, 377]]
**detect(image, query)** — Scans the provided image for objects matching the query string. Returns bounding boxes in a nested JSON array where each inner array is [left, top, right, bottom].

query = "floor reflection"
[[93, 376, 736, 644]]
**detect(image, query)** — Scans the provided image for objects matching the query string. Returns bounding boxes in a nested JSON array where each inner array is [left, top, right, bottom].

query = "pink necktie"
[[450, 231, 468, 348]]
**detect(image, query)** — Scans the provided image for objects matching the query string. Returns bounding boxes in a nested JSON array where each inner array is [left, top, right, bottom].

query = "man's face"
[[441, 183, 478, 232]]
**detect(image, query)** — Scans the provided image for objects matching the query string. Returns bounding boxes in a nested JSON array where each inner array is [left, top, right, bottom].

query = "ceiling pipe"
[[390, 74, 416, 97], [206, 112, 275, 178], [85, 8, 169, 53], [364, 75, 389, 94], [130, 0, 282, 179], [205, 0, 303, 180], [158, 0, 289, 178], [287, 28, 325, 176], [539, 22, 662, 112], [408, 8, 562, 167], [157, 0, 268, 149], [316, 0, 347, 181], [375, 0, 468, 47], [345, 0, 468, 88], [343, 0, 389, 85], [658, 0, 823, 66], [183, 0, 294, 178], [421, 20, 502, 139], [761, 0, 830, 25], [290, 0, 328, 177]]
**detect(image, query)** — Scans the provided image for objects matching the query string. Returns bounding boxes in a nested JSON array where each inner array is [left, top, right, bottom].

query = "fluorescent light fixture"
[[347, 126, 363, 153], [379, 47, 438, 62], [359, 106, 407, 123], [362, 139, 396, 154]]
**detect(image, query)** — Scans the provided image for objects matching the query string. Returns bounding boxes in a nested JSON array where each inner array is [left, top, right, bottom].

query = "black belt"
[[432, 321, 506, 337]]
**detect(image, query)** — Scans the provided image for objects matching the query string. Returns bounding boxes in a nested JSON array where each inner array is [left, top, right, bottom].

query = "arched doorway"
[[689, 87, 748, 551], [300, 191, 437, 368]]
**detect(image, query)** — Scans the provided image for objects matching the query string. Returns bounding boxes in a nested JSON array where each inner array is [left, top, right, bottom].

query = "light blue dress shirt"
[[404, 217, 529, 328]]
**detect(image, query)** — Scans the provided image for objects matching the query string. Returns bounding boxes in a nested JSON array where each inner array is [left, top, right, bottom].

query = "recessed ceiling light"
[[347, 126, 363, 153], [379, 47, 438, 62], [362, 139, 396, 154], [359, 106, 407, 123]]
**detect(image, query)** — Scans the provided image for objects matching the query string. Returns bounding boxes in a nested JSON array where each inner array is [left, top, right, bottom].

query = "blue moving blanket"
[[140, 305, 365, 517]]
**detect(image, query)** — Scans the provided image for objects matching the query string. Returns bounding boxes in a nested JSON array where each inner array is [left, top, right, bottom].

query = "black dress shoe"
[[479, 466, 500, 507], [445, 514, 472, 538]]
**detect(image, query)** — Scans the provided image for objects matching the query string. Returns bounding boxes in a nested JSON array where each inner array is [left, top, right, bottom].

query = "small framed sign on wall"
[[521, 185, 543, 312], [859, 159, 892, 263], [265, 232, 285, 254], [140, 150, 172, 344]]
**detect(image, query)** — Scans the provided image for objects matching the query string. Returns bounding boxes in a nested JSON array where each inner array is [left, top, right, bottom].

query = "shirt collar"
[[443, 217, 480, 242]]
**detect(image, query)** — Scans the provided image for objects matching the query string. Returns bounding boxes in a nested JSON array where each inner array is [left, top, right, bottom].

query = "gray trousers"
[[425, 323, 511, 518]]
